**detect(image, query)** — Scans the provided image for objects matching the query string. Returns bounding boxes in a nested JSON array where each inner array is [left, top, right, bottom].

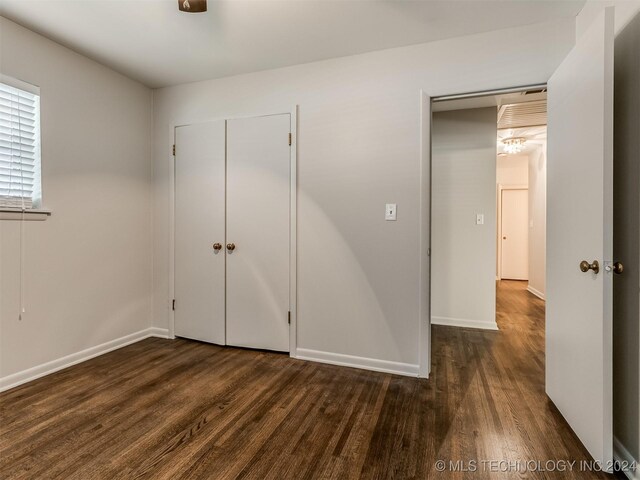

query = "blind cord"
[[19, 209, 25, 321], [3, 83, 34, 321], [17, 91, 26, 320]]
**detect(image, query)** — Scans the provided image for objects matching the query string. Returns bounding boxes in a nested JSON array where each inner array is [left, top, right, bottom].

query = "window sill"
[[0, 208, 51, 221]]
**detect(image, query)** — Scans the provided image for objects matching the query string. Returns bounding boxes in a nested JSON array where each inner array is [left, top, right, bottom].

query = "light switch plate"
[[385, 203, 397, 221], [476, 214, 484, 225]]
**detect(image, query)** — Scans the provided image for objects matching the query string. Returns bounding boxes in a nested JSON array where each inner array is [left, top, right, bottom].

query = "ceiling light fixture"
[[179, 0, 207, 13], [502, 137, 526, 154]]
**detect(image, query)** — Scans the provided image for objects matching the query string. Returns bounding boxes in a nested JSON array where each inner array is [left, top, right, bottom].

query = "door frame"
[[497, 184, 528, 281], [418, 90, 432, 378], [426, 83, 545, 364], [168, 107, 298, 356]]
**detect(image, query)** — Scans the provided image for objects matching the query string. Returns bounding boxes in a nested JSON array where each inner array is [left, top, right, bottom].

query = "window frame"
[[0, 75, 47, 219]]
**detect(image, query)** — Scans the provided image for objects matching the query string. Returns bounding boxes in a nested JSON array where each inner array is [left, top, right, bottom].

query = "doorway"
[[430, 8, 622, 462], [500, 187, 529, 281], [426, 9, 616, 463], [430, 88, 547, 333]]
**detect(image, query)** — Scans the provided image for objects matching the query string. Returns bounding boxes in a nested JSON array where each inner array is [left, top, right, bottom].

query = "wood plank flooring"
[[0, 281, 617, 479]]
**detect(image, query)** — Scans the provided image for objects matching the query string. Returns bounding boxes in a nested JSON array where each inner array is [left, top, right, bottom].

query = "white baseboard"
[[526, 285, 546, 300], [431, 316, 499, 331], [0, 327, 170, 393], [147, 327, 171, 338], [614, 436, 640, 480], [295, 348, 419, 377]]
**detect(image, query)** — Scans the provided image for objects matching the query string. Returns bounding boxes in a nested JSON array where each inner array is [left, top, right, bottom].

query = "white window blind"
[[0, 81, 41, 209]]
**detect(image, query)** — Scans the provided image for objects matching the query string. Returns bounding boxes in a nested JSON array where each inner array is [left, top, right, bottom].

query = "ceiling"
[[0, 1, 585, 88]]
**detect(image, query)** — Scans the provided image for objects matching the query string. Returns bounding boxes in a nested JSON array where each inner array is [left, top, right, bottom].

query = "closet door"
[[174, 121, 226, 345], [226, 114, 290, 352]]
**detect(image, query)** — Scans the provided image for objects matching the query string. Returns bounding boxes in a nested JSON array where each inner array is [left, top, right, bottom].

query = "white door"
[[174, 121, 226, 345], [546, 7, 614, 469], [226, 114, 291, 352], [501, 189, 528, 280]]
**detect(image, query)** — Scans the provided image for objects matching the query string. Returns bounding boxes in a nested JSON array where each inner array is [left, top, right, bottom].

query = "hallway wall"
[[432, 107, 497, 330], [496, 154, 528, 185], [528, 145, 547, 299]]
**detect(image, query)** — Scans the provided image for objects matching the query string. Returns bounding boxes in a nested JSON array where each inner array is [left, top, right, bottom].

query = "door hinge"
[[172, 144, 176, 156], [288, 133, 292, 146], [427, 247, 431, 256], [172, 299, 176, 311], [288, 311, 291, 324]]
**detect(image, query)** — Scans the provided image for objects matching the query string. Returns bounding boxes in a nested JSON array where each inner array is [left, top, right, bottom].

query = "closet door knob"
[[226, 243, 236, 251], [213, 243, 222, 251], [579, 260, 599, 274]]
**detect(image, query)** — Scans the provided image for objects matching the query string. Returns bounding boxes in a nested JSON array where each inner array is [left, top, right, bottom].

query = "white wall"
[[612, 9, 640, 468], [577, 0, 640, 37], [528, 145, 547, 299], [0, 18, 154, 383], [497, 154, 529, 185], [152, 19, 575, 371], [432, 108, 497, 330]]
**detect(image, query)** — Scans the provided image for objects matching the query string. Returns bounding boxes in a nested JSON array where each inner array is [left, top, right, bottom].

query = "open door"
[[546, 7, 614, 469]]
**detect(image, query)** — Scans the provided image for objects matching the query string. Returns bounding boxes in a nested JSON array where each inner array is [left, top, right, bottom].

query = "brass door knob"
[[226, 243, 236, 251], [606, 262, 624, 274], [213, 243, 222, 251], [580, 260, 599, 274]]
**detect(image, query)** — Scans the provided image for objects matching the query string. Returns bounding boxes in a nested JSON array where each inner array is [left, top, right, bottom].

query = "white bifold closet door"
[[226, 114, 291, 352], [174, 121, 226, 345]]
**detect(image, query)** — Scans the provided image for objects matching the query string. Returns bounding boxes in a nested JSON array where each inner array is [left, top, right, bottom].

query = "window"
[[0, 80, 41, 209]]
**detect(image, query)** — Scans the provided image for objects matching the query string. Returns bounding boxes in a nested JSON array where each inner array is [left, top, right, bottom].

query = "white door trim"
[[418, 90, 432, 378], [497, 184, 528, 280], [168, 107, 298, 357], [288, 107, 298, 357]]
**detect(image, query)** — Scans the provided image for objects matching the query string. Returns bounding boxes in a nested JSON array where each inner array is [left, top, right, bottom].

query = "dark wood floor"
[[0, 281, 615, 479]]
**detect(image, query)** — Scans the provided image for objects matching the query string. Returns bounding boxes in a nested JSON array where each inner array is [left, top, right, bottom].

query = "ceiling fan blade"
[[178, 0, 207, 13]]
